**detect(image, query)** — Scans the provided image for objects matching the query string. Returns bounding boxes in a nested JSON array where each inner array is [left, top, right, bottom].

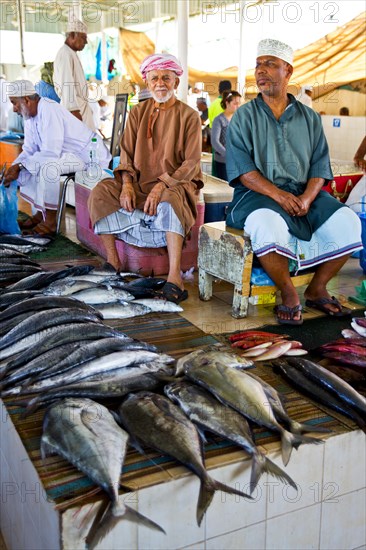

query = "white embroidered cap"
[[7, 79, 37, 97], [257, 39, 294, 65], [67, 15, 87, 34]]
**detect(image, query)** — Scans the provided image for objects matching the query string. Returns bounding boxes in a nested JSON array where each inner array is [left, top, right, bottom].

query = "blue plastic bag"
[[0, 181, 21, 234]]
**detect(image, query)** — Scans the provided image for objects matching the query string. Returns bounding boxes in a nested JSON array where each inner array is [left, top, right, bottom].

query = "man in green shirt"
[[226, 39, 362, 325]]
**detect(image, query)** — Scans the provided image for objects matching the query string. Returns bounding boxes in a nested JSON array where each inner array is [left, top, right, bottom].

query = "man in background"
[[53, 15, 96, 131], [296, 85, 313, 108], [3, 80, 110, 236]]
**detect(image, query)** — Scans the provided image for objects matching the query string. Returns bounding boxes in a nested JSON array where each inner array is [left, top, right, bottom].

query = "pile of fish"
[[315, 312, 366, 367], [271, 356, 366, 433], [0, 234, 51, 285], [229, 330, 308, 359], [40, 344, 322, 547], [0, 263, 177, 413], [41, 267, 185, 318]]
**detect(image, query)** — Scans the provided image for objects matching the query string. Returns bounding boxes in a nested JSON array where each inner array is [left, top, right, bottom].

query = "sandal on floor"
[[305, 296, 352, 317], [161, 282, 188, 304], [18, 218, 39, 230], [274, 304, 303, 326], [23, 222, 56, 237]]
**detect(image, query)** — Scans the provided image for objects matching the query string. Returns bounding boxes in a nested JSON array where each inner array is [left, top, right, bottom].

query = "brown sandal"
[[18, 214, 43, 230], [23, 221, 56, 237]]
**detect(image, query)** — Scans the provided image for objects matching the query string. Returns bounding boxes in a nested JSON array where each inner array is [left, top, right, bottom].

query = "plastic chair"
[[56, 93, 129, 234]]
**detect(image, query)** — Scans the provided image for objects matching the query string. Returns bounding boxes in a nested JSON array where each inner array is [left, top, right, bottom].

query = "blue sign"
[[333, 118, 341, 127]]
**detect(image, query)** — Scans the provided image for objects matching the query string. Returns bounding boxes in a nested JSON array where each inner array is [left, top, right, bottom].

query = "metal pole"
[[238, 0, 248, 98], [16, 0, 26, 68], [177, 0, 189, 102], [101, 13, 108, 83]]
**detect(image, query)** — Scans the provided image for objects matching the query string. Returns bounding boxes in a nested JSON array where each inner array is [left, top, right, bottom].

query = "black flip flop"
[[162, 282, 188, 304], [305, 296, 352, 317], [274, 304, 303, 325]]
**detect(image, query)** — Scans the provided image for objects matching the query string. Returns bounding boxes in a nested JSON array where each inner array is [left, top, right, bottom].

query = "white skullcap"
[[303, 85, 313, 91], [67, 15, 87, 34], [257, 38, 294, 66], [194, 82, 204, 90], [7, 79, 37, 97]]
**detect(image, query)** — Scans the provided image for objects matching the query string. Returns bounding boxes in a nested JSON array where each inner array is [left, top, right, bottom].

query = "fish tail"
[[86, 500, 165, 549], [281, 430, 323, 466], [290, 420, 332, 435], [251, 454, 297, 492], [197, 475, 252, 526]]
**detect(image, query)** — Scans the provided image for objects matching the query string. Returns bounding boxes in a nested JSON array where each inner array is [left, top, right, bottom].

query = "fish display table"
[[1, 357, 365, 549]]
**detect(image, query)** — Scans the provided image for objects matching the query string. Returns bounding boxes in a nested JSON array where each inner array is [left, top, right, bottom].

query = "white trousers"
[[244, 207, 362, 271], [18, 153, 85, 214]]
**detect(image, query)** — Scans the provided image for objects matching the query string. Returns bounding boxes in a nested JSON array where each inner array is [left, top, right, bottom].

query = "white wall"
[[322, 115, 366, 161]]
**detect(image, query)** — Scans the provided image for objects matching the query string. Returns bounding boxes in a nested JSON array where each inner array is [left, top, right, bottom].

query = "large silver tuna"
[[118, 391, 252, 526], [184, 351, 321, 466], [41, 398, 164, 549], [165, 380, 297, 492]]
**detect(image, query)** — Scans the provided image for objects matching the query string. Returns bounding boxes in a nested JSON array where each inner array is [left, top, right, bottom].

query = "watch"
[[18, 163, 24, 171]]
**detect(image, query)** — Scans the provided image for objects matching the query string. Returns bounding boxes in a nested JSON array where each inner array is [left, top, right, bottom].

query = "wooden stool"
[[198, 221, 314, 319]]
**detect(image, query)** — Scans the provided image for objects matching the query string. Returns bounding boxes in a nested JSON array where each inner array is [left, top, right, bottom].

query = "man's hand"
[[144, 182, 165, 216], [119, 181, 136, 212], [2, 164, 21, 188], [273, 188, 304, 216], [296, 195, 313, 216]]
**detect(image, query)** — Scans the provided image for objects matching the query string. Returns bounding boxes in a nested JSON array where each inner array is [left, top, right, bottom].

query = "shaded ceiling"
[[119, 11, 366, 98]]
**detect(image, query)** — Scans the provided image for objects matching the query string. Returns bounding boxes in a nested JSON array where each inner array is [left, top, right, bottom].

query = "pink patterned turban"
[[140, 53, 184, 81]]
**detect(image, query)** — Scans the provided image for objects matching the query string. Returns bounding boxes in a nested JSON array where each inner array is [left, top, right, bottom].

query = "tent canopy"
[[120, 11, 366, 98]]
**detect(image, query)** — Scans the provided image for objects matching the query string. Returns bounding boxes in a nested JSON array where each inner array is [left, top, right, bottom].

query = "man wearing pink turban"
[[88, 53, 203, 304]]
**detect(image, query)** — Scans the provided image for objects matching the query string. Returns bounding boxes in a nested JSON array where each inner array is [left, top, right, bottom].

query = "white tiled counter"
[[1, 399, 365, 550]]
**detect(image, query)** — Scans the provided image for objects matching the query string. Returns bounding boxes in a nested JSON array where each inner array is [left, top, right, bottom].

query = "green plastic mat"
[[17, 211, 96, 261]]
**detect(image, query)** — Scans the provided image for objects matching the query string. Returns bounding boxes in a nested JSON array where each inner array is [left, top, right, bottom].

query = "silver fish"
[[71, 286, 135, 304], [184, 352, 321, 466], [0, 295, 99, 322], [41, 398, 164, 549], [0, 340, 91, 391], [1, 322, 129, 373], [244, 371, 330, 435], [16, 350, 171, 394], [0, 290, 42, 309], [175, 347, 253, 376], [0, 307, 102, 352], [23, 337, 158, 386], [165, 380, 297, 492], [132, 298, 183, 313], [97, 301, 152, 319], [118, 391, 252, 526], [23, 365, 174, 416], [42, 277, 99, 296]]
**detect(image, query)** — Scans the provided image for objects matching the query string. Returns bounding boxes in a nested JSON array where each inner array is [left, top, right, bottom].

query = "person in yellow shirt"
[[208, 80, 232, 128]]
